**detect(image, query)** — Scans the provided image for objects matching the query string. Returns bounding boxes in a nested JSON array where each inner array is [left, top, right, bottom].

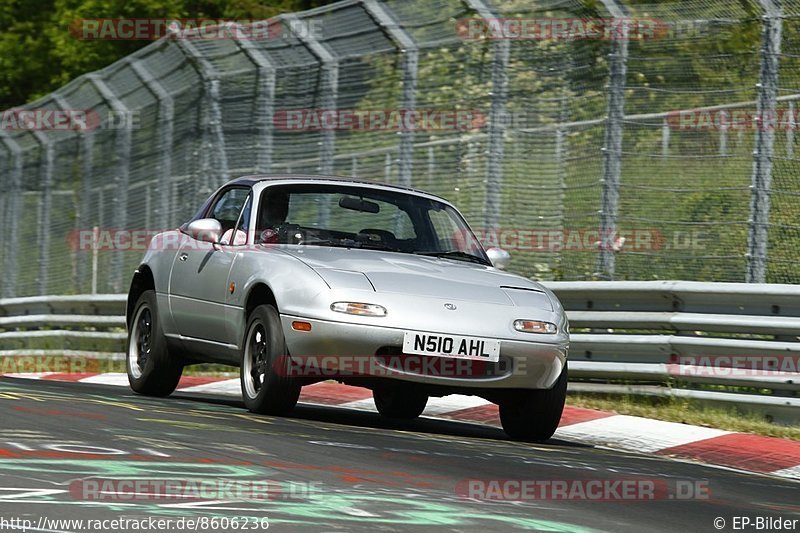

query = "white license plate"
[[402, 331, 500, 362]]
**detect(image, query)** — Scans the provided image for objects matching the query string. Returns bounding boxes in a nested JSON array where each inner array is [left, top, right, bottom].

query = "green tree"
[[0, 0, 335, 105]]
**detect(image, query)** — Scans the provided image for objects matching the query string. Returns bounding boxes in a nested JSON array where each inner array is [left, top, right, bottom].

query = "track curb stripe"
[[656, 433, 800, 474], [3, 372, 798, 481]]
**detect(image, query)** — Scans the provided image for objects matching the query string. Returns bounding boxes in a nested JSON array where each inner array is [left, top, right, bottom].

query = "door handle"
[[179, 253, 188, 262]]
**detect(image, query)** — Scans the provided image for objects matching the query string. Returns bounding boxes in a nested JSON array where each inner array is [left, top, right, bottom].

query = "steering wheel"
[[358, 228, 396, 247]]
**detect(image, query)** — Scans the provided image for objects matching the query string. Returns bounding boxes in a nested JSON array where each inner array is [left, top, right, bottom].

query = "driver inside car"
[[257, 189, 290, 244]]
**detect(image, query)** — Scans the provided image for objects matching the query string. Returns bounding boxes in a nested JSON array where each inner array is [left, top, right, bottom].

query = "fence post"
[[364, 0, 418, 187], [384, 153, 393, 182], [787, 100, 795, 158], [555, 127, 567, 239], [0, 150, 6, 287], [0, 154, 5, 284], [427, 146, 436, 186], [596, 0, 629, 280], [77, 117, 95, 293], [173, 37, 230, 188], [31, 130, 55, 295], [0, 134, 22, 298], [661, 118, 670, 157], [51, 92, 86, 292], [719, 111, 728, 156], [747, 0, 782, 283], [88, 74, 132, 292], [464, 0, 509, 233], [131, 58, 175, 230], [230, 24, 276, 174], [553, 94, 570, 270]]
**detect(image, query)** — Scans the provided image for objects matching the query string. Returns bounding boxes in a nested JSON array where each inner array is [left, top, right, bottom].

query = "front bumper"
[[280, 315, 568, 389]]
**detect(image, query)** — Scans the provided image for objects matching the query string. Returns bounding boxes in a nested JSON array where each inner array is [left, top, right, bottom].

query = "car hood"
[[280, 246, 552, 310]]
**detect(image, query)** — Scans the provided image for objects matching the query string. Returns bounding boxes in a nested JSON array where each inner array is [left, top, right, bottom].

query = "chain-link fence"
[[1, 0, 799, 297]]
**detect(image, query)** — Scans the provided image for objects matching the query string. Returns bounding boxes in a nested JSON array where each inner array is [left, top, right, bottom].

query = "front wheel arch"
[[127, 266, 155, 329], [244, 282, 279, 318]]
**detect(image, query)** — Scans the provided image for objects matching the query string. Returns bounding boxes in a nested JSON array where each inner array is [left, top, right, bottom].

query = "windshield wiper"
[[414, 250, 490, 266], [301, 238, 401, 253]]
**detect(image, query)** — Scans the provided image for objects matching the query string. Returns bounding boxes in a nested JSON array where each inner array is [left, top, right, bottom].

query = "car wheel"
[[499, 362, 568, 442], [373, 386, 428, 419], [240, 304, 301, 415], [127, 290, 183, 396]]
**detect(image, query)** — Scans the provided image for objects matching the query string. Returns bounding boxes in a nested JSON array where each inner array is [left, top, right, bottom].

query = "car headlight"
[[331, 302, 387, 317], [513, 319, 557, 334]]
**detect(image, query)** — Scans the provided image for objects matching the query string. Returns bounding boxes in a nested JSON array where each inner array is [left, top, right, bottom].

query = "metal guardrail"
[[539, 281, 800, 423], [0, 283, 797, 422], [0, 294, 126, 358]]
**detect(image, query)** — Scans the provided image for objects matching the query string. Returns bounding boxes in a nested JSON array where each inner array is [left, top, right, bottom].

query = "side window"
[[236, 195, 251, 232], [208, 188, 250, 245], [210, 188, 249, 231]]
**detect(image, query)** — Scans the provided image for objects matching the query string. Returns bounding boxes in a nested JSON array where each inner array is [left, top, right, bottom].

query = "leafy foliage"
[[0, 0, 335, 105]]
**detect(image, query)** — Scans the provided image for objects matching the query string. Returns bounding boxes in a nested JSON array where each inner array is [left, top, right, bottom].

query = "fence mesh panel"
[[1, 0, 799, 297]]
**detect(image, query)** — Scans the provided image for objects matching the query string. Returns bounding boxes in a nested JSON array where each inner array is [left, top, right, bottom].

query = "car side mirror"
[[486, 247, 511, 270], [185, 218, 222, 244]]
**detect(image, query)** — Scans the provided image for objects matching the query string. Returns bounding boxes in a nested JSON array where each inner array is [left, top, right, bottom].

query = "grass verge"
[[567, 392, 800, 441]]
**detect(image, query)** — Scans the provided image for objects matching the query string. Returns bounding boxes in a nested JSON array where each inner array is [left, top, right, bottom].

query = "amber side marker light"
[[330, 302, 387, 317], [513, 319, 557, 334], [292, 321, 312, 332]]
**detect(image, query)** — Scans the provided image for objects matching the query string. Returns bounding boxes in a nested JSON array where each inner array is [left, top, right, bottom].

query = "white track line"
[[77, 373, 130, 387], [2, 373, 57, 380], [421, 394, 492, 415], [337, 394, 492, 416], [178, 379, 240, 395]]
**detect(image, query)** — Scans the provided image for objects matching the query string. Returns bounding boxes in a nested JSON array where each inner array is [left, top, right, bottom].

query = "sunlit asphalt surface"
[[0, 376, 797, 532]]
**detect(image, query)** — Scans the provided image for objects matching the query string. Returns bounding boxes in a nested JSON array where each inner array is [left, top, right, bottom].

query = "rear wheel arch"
[[127, 266, 155, 328]]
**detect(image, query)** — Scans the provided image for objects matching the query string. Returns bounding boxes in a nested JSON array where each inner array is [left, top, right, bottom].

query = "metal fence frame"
[[2, 0, 800, 298]]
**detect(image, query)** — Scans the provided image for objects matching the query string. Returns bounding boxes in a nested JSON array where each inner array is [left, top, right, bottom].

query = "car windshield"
[[255, 183, 489, 265]]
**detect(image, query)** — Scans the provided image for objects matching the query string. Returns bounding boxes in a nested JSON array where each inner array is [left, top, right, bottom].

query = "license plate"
[[402, 331, 500, 362]]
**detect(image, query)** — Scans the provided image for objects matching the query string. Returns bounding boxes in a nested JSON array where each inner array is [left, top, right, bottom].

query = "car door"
[[169, 187, 251, 345]]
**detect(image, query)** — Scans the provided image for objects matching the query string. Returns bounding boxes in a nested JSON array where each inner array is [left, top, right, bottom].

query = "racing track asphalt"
[[0, 376, 797, 533]]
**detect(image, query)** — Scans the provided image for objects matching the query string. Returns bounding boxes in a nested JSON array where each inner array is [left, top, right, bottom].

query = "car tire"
[[373, 386, 428, 419], [499, 362, 568, 442], [240, 304, 301, 415], [127, 290, 183, 397]]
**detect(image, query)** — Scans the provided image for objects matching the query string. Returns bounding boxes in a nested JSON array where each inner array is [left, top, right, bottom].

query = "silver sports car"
[[126, 175, 569, 441]]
